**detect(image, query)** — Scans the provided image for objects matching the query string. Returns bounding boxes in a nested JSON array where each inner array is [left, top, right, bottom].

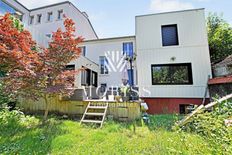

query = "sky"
[[17, 0, 232, 38]]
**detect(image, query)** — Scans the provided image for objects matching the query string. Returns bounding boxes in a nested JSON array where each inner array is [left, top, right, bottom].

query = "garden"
[[0, 12, 232, 155], [0, 104, 231, 154]]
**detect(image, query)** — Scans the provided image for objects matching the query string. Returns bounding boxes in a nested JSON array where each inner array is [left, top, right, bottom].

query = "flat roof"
[[136, 8, 205, 18], [84, 35, 135, 43]]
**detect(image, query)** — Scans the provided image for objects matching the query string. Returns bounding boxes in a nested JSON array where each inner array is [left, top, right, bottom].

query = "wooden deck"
[[19, 97, 141, 121]]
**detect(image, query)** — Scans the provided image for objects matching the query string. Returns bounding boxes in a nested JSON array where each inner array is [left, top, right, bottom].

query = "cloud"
[[150, 0, 194, 13]]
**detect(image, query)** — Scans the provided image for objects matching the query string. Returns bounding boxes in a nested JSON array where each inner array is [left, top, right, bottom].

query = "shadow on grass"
[[0, 117, 67, 154]]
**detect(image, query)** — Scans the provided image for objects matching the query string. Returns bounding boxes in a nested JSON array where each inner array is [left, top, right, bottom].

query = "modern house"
[[1, 0, 212, 114], [136, 9, 212, 114]]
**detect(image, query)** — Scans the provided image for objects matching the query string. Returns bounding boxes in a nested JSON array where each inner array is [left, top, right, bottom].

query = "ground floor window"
[[151, 63, 193, 85], [81, 67, 98, 87]]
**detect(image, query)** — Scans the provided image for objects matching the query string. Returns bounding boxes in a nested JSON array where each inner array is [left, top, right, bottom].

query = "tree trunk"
[[43, 94, 49, 121]]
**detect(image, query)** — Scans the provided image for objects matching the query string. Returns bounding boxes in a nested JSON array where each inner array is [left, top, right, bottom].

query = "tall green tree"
[[207, 13, 232, 64]]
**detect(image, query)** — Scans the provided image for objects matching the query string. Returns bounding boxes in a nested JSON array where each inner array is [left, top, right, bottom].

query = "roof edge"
[[136, 8, 205, 18], [83, 35, 135, 43], [3, 0, 29, 11], [29, 1, 70, 11]]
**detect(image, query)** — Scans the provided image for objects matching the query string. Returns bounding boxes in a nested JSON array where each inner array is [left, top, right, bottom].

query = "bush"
[[0, 108, 38, 135], [179, 100, 232, 154]]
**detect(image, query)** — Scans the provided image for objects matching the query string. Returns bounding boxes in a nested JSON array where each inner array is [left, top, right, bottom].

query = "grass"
[[0, 113, 216, 155]]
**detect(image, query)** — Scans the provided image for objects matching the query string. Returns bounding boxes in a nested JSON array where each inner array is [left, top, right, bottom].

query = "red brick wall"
[[142, 98, 208, 114]]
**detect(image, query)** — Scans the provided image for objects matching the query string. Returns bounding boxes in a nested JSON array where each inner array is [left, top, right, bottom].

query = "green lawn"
[[0, 113, 215, 155]]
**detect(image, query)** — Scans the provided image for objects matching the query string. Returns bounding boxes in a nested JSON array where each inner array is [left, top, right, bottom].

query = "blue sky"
[[18, 0, 232, 38]]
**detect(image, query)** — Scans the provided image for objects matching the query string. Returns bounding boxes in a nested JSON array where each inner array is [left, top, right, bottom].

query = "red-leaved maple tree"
[[37, 17, 83, 119], [0, 13, 40, 98], [0, 14, 83, 120]]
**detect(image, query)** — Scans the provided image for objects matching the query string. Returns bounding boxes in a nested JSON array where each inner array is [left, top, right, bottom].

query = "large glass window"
[[151, 63, 193, 85], [162, 24, 179, 46], [99, 56, 109, 74]]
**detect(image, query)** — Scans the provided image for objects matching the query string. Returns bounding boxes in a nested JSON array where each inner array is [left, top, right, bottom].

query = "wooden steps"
[[81, 120, 102, 124], [80, 102, 108, 128], [85, 112, 105, 116]]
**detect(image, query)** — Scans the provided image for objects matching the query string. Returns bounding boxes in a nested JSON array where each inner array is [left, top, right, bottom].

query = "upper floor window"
[[123, 42, 133, 57], [80, 46, 86, 56], [47, 12, 53, 22], [37, 14, 42, 24], [151, 63, 193, 85], [161, 24, 179, 46], [57, 10, 63, 20], [29, 16, 34, 25], [99, 56, 109, 74]]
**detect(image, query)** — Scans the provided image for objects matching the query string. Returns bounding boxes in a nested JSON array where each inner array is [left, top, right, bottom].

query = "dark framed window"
[[37, 14, 42, 23], [47, 12, 53, 22], [81, 67, 98, 87], [151, 63, 193, 85], [65, 65, 75, 70], [92, 71, 98, 87], [161, 24, 179, 46], [29, 16, 34, 24], [58, 10, 63, 20]]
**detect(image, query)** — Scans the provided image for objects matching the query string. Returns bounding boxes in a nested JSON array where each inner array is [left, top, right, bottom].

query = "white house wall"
[[28, 3, 97, 42], [136, 9, 212, 98], [82, 37, 136, 88]]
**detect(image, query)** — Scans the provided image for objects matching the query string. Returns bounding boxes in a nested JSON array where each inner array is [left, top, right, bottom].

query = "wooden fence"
[[19, 97, 141, 121]]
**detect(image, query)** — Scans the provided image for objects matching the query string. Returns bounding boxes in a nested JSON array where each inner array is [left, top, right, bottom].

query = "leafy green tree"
[[207, 13, 232, 64]]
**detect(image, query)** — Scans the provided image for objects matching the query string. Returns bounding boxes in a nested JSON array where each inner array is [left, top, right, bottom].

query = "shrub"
[[0, 108, 38, 136], [178, 100, 232, 154]]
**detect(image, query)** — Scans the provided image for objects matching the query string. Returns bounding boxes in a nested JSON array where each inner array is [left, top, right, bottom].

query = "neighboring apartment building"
[[1, 0, 212, 114], [0, 0, 99, 92]]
